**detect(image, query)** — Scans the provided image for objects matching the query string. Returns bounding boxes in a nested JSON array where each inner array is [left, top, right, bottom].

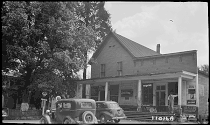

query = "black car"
[[40, 98, 98, 124], [96, 101, 126, 123]]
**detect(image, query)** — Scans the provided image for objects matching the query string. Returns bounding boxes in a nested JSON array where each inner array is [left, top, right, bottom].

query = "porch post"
[[178, 77, 182, 107], [105, 82, 108, 101], [77, 84, 83, 99], [86, 84, 90, 99], [137, 80, 142, 108]]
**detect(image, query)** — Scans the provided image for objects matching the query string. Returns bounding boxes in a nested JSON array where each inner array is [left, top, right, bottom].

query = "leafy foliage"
[[198, 64, 209, 75], [73, 2, 113, 49], [71, 2, 113, 79], [2, 1, 97, 97]]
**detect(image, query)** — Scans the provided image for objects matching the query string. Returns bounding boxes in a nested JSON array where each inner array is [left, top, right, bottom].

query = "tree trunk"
[[83, 51, 87, 80], [21, 66, 34, 103]]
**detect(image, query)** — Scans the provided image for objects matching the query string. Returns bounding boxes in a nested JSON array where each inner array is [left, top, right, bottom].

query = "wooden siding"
[[198, 73, 209, 115], [134, 52, 197, 75], [91, 36, 135, 78]]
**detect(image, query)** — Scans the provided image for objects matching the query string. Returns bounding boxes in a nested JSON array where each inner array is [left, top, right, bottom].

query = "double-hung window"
[[101, 64, 105, 77], [117, 61, 122, 76]]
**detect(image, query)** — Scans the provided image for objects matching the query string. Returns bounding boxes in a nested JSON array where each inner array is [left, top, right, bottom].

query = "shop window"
[[157, 86, 160, 90], [90, 86, 99, 101], [110, 85, 119, 102], [161, 85, 165, 90]]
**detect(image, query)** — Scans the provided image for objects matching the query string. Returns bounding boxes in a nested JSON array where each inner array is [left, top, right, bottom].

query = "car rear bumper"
[[112, 116, 127, 120], [77, 121, 98, 124]]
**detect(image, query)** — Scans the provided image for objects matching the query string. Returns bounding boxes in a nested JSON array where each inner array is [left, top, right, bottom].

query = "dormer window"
[[141, 60, 144, 66], [153, 59, 156, 65], [117, 61, 123, 76], [165, 57, 168, 63], [101, 64, 105, 77], [179, 55, 182, 62]]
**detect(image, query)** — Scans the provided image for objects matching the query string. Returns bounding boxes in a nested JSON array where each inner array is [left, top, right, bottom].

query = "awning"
[[76, 70, 196, 84]]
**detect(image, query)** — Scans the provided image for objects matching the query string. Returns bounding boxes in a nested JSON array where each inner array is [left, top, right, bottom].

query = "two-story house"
[[76, 32, 208, 117]]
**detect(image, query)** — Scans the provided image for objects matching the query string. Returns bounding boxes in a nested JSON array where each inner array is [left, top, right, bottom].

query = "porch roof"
[[76, 70, 197, 84]]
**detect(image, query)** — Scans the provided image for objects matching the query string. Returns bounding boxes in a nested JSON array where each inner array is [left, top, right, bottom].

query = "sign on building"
[[187, 100, 196, 105], [121, 89, 133, 97]]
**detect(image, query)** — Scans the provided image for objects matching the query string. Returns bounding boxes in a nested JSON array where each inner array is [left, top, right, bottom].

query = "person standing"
[[168, 91, 178, 113]]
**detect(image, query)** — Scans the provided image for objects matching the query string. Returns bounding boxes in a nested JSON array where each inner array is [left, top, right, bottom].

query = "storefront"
[[77, 70, 199, 115]]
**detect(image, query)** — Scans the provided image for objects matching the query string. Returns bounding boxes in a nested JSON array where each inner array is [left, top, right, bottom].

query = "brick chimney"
[[156, 44, 160, 54]]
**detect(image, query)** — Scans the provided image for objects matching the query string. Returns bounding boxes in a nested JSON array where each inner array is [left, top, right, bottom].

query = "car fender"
[[41, 114, 52, 124], [64, 116, 76, 124], [100, 111, 113, 120]]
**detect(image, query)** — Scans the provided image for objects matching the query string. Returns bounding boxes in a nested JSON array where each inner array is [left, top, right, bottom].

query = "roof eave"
[[88, 32, 136, 65], [88, 32, 114, 65], [134, 50, 197, 60]]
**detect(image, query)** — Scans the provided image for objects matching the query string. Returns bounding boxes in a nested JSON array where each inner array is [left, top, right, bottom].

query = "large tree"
[[2, 1, 96, 101], [198, 64, 209, 75], [72, 2, 113, 79]]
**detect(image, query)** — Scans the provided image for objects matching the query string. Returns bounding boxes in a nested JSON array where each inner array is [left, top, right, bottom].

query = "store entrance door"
[[156, 91, 166, 106], [156, 84, 167, 112]]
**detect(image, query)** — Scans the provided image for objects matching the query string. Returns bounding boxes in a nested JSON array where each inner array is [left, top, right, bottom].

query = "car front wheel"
[[99, 115, 107, 124], [114, 119, 120, 123], [82, 111, 95, 124]]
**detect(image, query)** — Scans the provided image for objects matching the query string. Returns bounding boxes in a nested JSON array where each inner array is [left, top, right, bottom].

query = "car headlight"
[[2, 110, 8, 116]]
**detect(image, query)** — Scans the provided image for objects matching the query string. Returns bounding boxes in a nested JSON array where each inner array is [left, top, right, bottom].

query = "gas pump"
[[41, 92, 48, 116]]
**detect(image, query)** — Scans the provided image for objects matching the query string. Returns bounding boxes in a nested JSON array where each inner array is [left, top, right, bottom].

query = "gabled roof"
[[91, 32, 160, 61], [113, 33, 160, 57]]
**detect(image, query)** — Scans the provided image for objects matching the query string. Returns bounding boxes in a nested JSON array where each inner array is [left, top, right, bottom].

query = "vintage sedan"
[[96, 101, 126, 123], [2, 107, 9, 120], [40, 98, 98, 124]]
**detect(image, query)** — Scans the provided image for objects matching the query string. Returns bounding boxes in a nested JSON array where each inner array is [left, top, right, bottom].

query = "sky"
[[79, 2, 209, 79]]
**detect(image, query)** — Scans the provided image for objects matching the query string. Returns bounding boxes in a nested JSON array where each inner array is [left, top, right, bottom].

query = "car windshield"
[[63, 102, 71, 109], [81, 102, 92, 108], [108, 103, 120, 108]]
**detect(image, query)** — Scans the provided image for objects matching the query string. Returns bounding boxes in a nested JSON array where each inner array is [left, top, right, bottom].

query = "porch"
[[76, 70, 198, 113]]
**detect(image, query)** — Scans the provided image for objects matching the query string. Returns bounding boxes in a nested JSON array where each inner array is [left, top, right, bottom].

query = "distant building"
[[77, 32, 209, 117]]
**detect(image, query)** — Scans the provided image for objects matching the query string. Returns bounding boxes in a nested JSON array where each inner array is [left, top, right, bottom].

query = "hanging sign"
[[143, 84, 152, 87], [121, 89, 133, 97], [188, 89, 195, 94], [187, 100, 196, 105]]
